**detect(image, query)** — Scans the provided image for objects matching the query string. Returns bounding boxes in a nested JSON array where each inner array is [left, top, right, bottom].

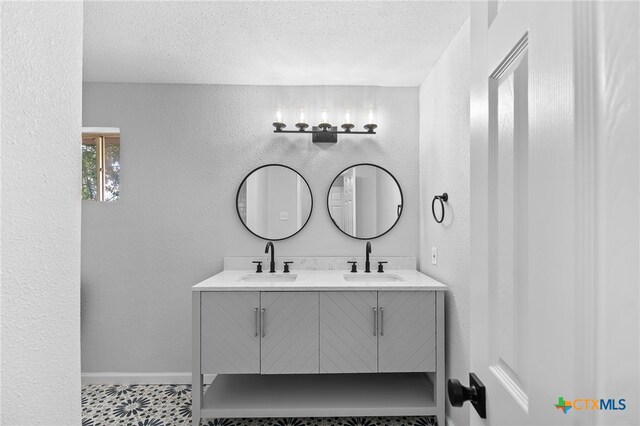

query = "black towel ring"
[[432, 193, 449, 223]]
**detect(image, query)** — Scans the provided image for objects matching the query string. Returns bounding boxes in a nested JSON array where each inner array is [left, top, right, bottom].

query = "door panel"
[[200, 292, 260, 374], [319, 291, 377, 373], [328, 188, 344, 229], [343, 169, 355, 235], [489, 39, 530, 412], [471, 1, 580, 424], [260, 292, 319, 374], [378, 291, 436, 373]]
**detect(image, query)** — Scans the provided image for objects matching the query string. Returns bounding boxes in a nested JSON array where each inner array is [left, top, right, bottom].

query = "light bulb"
[[276, 110, 283, 123], [322, 110, 328, 123], [368, 109, 375, 124], [299, 109, 305, 123], [345, 109, 351, 124]]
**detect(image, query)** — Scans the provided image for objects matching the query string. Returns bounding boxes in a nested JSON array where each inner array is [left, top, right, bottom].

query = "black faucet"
[[265, 242, 276, 273], [365, 241, 372, 273]]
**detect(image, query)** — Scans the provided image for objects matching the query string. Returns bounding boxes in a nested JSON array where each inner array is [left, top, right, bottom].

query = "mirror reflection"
[[327, 164, 403, 239], [237, 165, 313, 241]]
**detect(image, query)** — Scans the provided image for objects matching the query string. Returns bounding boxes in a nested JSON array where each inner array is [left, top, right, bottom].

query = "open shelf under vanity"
[[200, 372, 438, 419]]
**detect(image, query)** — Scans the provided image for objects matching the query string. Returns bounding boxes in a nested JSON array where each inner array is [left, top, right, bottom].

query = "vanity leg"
[[193, 292, 202, 426], [436, 292, 445, 426], [192, 374, 202, 426]]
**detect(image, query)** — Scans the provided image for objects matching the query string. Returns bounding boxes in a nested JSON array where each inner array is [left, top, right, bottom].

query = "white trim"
[[82, 372, 216, 385], [489, 364, 528, 413], [572, 0, 601, 401], [489, 32, 528, 80], [82, 127, 120, 134]]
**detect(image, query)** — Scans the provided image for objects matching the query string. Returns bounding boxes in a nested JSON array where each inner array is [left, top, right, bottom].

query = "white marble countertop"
[[192, 270, 447, 292]]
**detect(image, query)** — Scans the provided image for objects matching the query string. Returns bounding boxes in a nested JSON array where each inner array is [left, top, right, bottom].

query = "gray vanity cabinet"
[[200, 290, 436, 375], [260, 292, 319, 374], [378, 291, 436, 373], [193, 281, 446, 426], [319, 291, 378, 373], [200, 292, 260, 374]]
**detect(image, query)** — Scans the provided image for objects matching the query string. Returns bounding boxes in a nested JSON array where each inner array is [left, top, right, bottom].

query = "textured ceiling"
[[83, 1, 469, 87]]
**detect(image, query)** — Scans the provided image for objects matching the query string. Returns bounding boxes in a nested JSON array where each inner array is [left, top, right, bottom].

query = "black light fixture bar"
[[273, 129, 376, 135], [273, 120, 377, 143]]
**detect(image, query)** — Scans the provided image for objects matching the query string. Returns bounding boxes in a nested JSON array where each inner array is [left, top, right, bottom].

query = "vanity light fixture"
[[272, 108, 377, 143]]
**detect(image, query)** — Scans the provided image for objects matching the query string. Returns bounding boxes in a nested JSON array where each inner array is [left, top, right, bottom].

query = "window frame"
[[82, 131, 120, 202]]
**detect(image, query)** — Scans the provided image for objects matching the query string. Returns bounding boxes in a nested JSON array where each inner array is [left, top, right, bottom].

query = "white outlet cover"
[[431, 247, 437, 265]]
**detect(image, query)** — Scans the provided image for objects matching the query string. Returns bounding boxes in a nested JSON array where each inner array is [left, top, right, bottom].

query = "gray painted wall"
[[81, 84, 419, 373], [1, 2, 82, 423], [418, 19, 470, 426]]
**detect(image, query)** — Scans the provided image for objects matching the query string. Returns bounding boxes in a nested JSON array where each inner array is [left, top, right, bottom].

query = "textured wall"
[[81, 84, 419, 373], [418, 20, 470, 426], [1, 2, 83, 424]]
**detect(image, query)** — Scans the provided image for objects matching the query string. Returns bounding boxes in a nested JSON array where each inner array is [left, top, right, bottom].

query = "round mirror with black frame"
[[327, 163, 403, 240], [236, 164, 313, 241]]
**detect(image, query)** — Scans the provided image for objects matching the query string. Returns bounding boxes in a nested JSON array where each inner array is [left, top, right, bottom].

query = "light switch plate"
[[432, 247, 437, 266], [279, 212, 288, 221]]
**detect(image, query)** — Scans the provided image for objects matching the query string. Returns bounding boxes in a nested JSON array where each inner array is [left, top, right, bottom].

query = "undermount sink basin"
[[343, 273, 404, 282], [239, 274, 298, 283]]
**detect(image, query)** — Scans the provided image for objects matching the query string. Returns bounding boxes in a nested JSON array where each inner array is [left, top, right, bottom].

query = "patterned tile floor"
[[82, 384, 438, 426]]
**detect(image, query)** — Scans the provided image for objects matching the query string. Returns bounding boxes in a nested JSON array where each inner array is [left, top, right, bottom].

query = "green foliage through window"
[[82, 134, 120, 201]]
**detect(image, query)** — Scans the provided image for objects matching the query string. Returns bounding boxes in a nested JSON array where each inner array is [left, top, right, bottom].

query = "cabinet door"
[[260, 292, 319, 374], [201, 292, 260, 374], [320, 292, 378, 373], [378, 291, 436, 372]]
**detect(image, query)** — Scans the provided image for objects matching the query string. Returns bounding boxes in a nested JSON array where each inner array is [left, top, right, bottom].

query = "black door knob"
[[448, 379, 477, 407], [447, 373, 486, 418]]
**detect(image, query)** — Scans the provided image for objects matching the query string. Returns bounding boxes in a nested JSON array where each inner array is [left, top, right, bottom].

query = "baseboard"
[[445, 416, 456, 426], [82, 372, 216, 385]]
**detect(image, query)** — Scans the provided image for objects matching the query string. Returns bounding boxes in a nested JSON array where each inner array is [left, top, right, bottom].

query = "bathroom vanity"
[[192, 265, 446, 426]]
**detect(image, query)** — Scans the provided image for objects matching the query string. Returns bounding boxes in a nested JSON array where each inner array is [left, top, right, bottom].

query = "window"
[[82, 130, 120, 201]]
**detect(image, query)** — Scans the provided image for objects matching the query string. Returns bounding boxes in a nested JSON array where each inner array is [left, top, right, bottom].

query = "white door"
[[467, 1, 623, 425], [328, 187, 344, 229], [343, 169, 356, 235]]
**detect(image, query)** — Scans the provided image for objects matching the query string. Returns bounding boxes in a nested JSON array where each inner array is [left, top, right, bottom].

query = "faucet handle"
[[283, 261, 293, 273], [377, 261, 388, 273], [348, 261, 358, 273], [252, 261, 263, 273]]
